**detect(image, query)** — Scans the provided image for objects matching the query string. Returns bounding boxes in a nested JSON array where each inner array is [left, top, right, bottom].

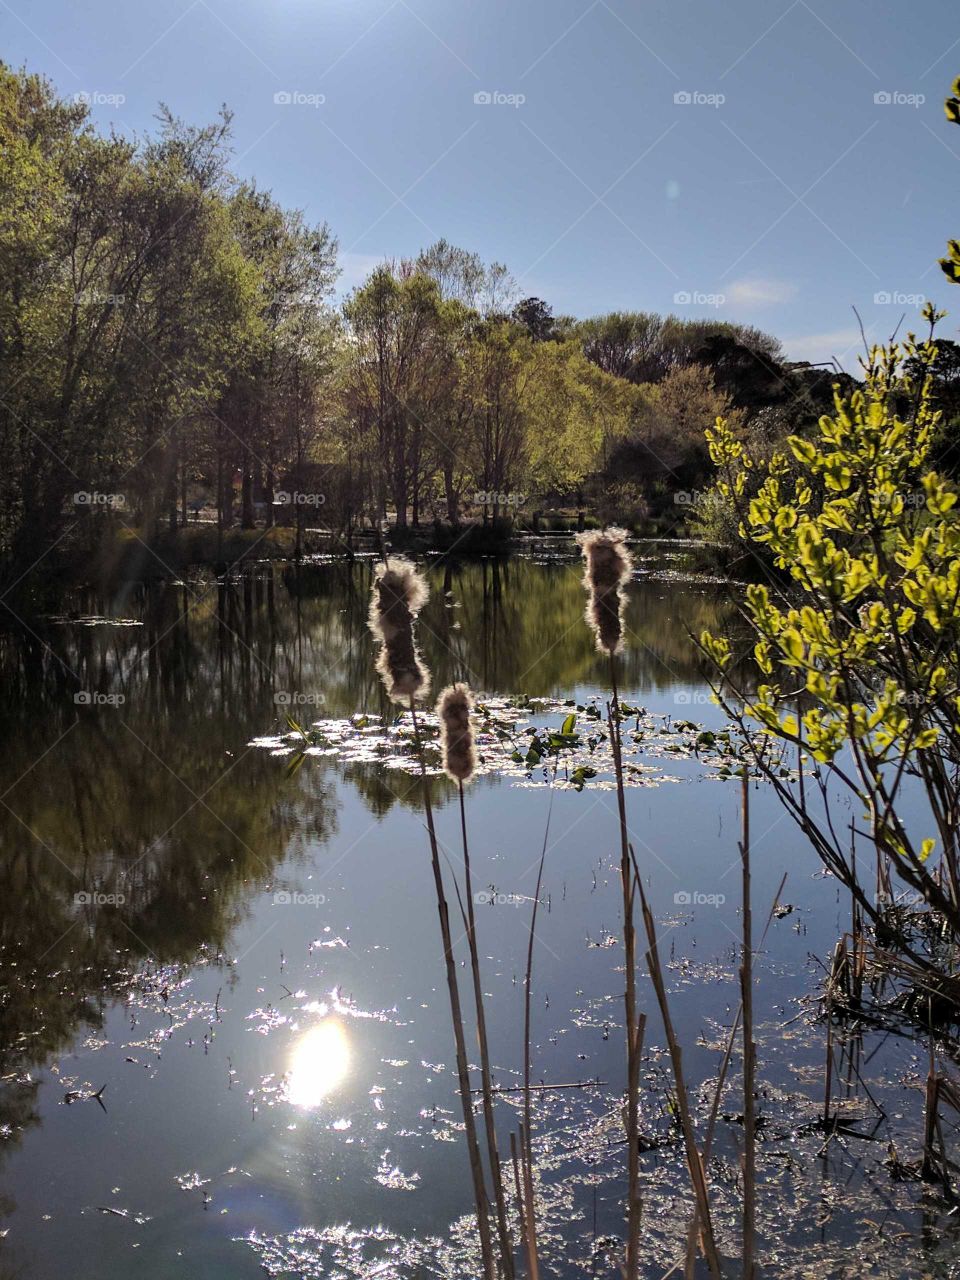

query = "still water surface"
[[0, 547, 949, 1278]]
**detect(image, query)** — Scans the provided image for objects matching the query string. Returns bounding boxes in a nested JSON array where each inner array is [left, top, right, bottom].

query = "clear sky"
[[3, 0, 959, 365]]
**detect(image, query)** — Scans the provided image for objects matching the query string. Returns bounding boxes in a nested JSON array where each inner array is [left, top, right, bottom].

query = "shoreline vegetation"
[[3, 62, 912, 609]]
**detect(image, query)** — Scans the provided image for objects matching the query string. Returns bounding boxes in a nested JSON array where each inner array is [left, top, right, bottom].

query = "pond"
[[0, 546, 953, 1278]]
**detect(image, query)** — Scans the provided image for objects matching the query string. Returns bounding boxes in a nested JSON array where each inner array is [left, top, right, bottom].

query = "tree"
[[612, 363, 741, 487], [512, 296, 555, 342], [702, 306, 960, 999]]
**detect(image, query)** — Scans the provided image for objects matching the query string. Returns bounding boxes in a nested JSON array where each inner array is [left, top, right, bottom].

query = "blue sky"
[[3, 0, 959, 365]]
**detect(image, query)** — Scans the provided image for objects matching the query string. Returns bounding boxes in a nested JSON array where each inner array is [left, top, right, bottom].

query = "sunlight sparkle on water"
[[285, 1019, 350, 1108]]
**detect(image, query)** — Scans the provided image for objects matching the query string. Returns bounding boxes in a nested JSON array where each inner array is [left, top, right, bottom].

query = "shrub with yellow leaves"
[[701, 304, 960, 969]]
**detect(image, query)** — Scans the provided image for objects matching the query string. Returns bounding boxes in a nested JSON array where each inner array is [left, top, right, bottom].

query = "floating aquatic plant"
[[577, 527, 633, 654], [368, 558, 431, 703]]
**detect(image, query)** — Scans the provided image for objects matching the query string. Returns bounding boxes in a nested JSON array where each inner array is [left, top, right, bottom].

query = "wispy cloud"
[[784, 327, 865, 363], [727, 277, 797, 306]]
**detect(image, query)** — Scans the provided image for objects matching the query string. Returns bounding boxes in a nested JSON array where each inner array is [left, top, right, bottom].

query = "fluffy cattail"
[[577, 527, 633, 654], [369, 558, 431, 703], [437, 683, 477, 783]]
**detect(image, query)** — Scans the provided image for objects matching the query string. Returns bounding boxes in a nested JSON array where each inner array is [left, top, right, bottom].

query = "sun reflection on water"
[[285, 1019, 351, 1108]]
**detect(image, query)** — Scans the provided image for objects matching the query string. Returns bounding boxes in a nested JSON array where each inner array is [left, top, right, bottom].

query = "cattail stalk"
[[740, 771, 756, 1280], [369, 567, 494, 1277], [637, 874, 723, 1277], [439, 683, 515, 1279], [369, 558, 430, 704], [411, 697, 495, 1280], [579, 527, 642, 1279]]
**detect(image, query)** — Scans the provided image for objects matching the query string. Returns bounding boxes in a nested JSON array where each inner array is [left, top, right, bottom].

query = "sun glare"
[[285, 1019, 351, 1108]]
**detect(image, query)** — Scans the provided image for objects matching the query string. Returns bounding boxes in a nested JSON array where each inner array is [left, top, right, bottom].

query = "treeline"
[[9, 64, 960, 590]]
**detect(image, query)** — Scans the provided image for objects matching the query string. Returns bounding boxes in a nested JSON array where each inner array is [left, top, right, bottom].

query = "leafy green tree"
[[702, 306, 960, 979]]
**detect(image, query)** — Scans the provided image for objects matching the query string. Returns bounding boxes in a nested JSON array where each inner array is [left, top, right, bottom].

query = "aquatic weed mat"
[[249, 695, 773, 791]]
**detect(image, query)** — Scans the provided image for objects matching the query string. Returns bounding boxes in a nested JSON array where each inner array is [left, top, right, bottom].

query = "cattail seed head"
[[437, 683, 476, 783], [577, 527, 633, 654], [369, 558, 431, 704]]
